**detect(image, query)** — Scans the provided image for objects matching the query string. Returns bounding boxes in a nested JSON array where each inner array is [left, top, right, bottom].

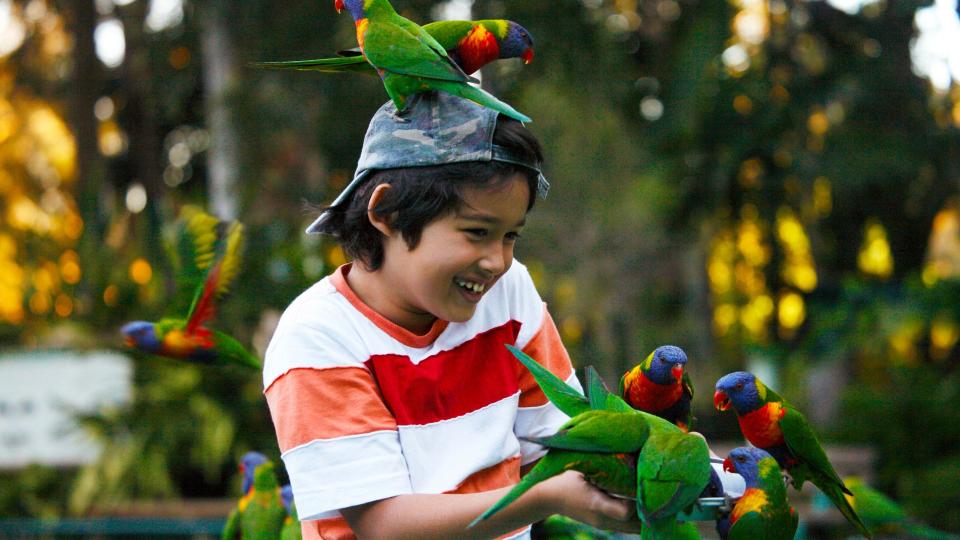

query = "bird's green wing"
[[362, 20, 470, 82], [779, 405, 847, 490], [528, 409, 649, 453], [164, 205, 222, 313], [184, 221, 244, 331], [507, 345, 589, 418], [635, 428, 711, 522], [585, 365, 634, 413], [221, 507, 241, 540]]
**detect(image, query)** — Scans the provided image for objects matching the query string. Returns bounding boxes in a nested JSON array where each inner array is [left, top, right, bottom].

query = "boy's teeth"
[[456, 279, 485, 293]]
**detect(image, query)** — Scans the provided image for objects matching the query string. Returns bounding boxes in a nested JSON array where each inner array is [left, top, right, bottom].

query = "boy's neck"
[[343, 263, 439, 336]]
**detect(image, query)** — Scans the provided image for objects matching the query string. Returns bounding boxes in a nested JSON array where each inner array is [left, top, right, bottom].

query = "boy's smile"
[[348, 174, 531, 335]]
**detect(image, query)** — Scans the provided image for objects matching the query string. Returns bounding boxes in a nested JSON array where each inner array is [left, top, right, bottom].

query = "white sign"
[[0, 349, 133, 469]]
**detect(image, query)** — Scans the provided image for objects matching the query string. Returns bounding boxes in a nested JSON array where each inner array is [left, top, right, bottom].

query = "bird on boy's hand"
[[330, 0, 532, 122], [634, 411, 711, 540], [121, 205, 261, 370], [252, 19, 533, 77], [812, 476, 960, 539], [714, 371, 871, 538], [716, 447, 798, 540], [222, 456, 287, 540], [280, 484, 303, 540], [619, 345, 695, 432]]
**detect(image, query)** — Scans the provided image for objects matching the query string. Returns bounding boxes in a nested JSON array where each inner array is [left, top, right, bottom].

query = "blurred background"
[[0, 0, 958, 537]]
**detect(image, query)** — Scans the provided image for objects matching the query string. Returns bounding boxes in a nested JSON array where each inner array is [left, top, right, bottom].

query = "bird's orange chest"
[[457, 25, 499, 74], [739, 402, 786, 448], [355, 18, 369, 50], [626, 371, 682, 412], [730, 488, 768, 524], [162, 328, 213, 356]]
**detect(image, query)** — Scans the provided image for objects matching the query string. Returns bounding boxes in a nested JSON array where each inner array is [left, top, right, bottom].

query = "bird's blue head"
[[714, 371, 765, 414], [240, 451, 269, 494], [502, 22, 534, 64], [643, 345, 688, 385], [335, 0, 367, 21], [723, 446, 777, 488], [121, 321, 161, 353]]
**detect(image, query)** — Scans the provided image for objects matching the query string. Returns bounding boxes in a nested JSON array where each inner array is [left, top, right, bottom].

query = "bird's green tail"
[[468, 460, 561, 528], [901, 522, 960, 540], [823, 482, 873, 539], [250, 57, 374, 76], [433, 80, 532, 123]]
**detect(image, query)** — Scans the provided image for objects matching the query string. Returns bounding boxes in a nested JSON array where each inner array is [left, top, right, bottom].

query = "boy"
[[263, 92, 642, 539]]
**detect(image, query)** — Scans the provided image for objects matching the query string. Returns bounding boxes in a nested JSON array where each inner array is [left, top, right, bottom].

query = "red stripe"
[[365, 321, 522, 425]]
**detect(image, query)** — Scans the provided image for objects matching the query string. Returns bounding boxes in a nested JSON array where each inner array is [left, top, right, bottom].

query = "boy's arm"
[[340, 470, 641, 540]]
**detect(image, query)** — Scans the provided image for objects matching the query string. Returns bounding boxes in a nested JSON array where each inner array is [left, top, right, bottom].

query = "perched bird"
[[714, 371, 871, 538], [495, 346, 707, 539], [812, 476, 960, 539], [240, 452, 270, 495], [121, 206, 260, 370], [717, 447, 798, 540], [253, 19, 533, 76], [222, 458, 287, 540], [634, 412, 711, 540], [469, 407, 651, 526], [619, 345, 694, 432], [332, 0, 532, 122], [280, 484, 303, 540]]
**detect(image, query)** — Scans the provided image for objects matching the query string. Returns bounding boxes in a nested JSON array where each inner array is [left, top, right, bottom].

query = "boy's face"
[[378, 174, 530, 333]]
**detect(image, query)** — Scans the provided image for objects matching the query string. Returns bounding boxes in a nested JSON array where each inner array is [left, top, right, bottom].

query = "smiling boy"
[[263, 92, 641, 539]]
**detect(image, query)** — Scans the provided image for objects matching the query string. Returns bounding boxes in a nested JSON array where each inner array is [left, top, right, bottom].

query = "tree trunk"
[[200, 0, 240, 221]]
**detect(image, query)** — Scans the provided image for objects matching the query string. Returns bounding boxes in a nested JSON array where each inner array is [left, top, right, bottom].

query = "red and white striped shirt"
[[263, 261, 580, 540]]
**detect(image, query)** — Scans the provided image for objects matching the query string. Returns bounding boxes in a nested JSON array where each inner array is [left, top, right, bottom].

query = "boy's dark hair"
[[321, 118, 544, 271]]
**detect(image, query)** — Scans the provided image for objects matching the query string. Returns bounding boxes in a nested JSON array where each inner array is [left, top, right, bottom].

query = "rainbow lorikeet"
[[280, 484, 303, 540], [717, 447, 798, 540], [222, 458, 287, 540], [121, 205, 260, 370], [253, 19, 533, 76], [714, 371, 871, 538], [223, 452, 269, 539], [332, 0, 532, 122], [619, 345, 694, 432], [634, 412, 711, 540], [812, 476, 960, 539]]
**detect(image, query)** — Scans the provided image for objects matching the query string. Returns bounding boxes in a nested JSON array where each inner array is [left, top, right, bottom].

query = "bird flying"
[[121, 205, 260, 370]]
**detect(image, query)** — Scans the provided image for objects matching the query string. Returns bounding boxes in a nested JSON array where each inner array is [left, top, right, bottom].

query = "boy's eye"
[[464, 228, 488, 238], [505, 231, 522, 242]]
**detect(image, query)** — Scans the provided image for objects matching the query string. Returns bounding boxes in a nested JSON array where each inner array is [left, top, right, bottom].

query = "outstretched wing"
[[164, 205, 222, 312], [184, 220, 244, 333]]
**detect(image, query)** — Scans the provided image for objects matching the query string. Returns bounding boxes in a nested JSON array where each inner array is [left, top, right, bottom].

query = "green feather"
[[507, 344, 590, 418]]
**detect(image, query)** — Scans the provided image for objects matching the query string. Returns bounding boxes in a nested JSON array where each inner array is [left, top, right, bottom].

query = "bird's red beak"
[[123, 336, 135, 348], [671, 364, 684, 381], [714, 390, 731, 411], [723, 457, 735, 474], [334, 0, 344, 13], [522, 48, 534, 64]]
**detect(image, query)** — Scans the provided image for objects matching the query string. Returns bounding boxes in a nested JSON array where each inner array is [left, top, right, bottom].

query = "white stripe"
[[397, 394, 522, 492], [263, 262, 545, 388], [282, 430, 412, 519]]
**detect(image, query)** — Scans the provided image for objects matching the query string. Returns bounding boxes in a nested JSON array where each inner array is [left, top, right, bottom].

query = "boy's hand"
[[537, 470, 643, 533]]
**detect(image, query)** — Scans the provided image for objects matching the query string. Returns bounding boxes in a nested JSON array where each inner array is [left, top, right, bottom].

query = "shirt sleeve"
[[264, 319, 413, 520], [514, 305, 583, 464]]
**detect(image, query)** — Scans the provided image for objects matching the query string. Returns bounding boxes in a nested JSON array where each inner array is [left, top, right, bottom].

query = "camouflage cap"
[[306, 91, 548, 234]]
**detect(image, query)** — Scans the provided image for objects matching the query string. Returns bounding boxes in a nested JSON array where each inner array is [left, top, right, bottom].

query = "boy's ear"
[[366, 183, 395, 236]]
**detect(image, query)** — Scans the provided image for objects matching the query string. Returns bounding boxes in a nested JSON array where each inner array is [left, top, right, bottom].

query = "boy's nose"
[[479, 244, 511, 275]]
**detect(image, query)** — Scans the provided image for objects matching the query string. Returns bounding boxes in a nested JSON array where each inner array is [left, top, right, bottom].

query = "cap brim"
[[305, 170, 373, 234]]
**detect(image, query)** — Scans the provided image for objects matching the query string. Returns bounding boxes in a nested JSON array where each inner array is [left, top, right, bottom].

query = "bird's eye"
[[735, 382, 744, 391]]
